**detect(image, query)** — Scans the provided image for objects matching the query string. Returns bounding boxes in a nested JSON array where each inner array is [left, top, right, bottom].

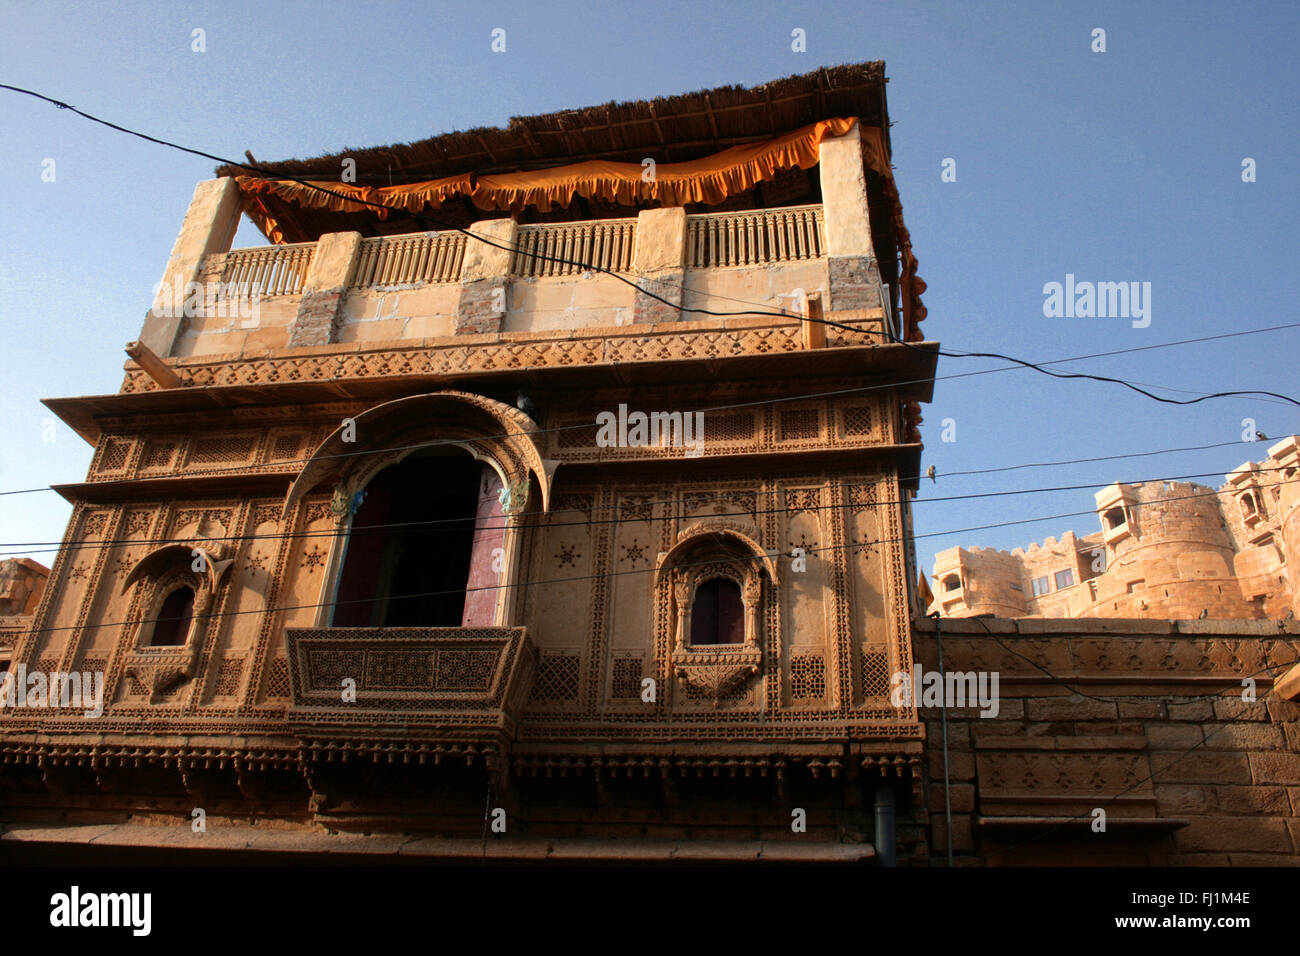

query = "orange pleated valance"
[[238, 118, 858, 220], [235, 117, 926, 336]]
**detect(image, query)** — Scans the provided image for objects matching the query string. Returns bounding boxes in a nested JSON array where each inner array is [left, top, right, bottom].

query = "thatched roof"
[[217, 62, 889, 185]]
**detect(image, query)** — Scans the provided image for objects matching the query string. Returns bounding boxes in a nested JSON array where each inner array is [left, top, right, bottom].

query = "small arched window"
[[689, 578, 744, 646], [942, 574, 961, 592], [149, 585, 195, 647], [1104, 507, 1126, 530]]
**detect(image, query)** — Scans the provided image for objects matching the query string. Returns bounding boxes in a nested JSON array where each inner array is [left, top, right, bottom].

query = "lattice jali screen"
[[125, 672, 149, 697], [529, 654, 580, 703], [703, 412, 756, 444], [96, 438, 132, 474], [860, 645, 891, 699], [556, 422, 600, 449], [264, 658, 292, 699], [789, 653, 826, 701], [778, 408, 821, 442], [610, 656, 644, 700], [141, 441, 176, 470], [683, 680, 750, 703], [214, 658, 244, 696], [81, 658, 107, 678], [271, 434, 304, 460], [432, 649, 498, 691], [188, 434, 258, 465], [840, 404, 874, 437], [364, 651, 433, 689]]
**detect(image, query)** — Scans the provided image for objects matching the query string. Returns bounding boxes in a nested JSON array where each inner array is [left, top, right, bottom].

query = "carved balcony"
[[284, 626, 537, 745]]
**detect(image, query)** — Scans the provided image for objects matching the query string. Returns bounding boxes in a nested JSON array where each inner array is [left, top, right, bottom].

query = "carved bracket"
[[671, 645, 762, 703]]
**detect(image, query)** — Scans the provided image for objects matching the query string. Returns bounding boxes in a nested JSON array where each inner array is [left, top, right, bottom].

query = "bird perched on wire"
[[926, 465, 936, 484], [1257, 431, 1270, 441]]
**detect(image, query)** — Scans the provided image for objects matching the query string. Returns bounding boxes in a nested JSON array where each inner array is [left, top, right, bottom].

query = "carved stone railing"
[[350, 232, 467, 288], [686, 204, 825, 268], [214, 243, 315, 297], [512, 218, 637, 278], [284, 626, 536, 735]]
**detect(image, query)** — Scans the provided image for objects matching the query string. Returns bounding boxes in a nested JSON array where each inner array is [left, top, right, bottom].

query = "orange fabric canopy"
[[238, 172, 474, 218], [238, 118, 857, 219], [472, 117, 857, 211], [234, 117, 926, 336]]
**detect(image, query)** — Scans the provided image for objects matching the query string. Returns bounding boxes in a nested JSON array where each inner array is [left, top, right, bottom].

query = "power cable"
[[1, 324, 1295, 498], [1, 455, 1293, 561], [12, 475, 1300, 638], [3, 81, 1296, 411]]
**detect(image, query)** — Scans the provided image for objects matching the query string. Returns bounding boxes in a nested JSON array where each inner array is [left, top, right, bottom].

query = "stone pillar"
[[455, 218, 517, 334], [141, 177, 242, 356], [818, 123, 881, 313], [632, 207, 686, 324], [287, 231, 362, 347]]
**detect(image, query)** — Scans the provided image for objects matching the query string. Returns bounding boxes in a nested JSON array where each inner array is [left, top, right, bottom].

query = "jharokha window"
[[332, 448, 506, 628], [689, 578, 745, 646], [149, 585, 195, 647], [659, 525, 772, 701]]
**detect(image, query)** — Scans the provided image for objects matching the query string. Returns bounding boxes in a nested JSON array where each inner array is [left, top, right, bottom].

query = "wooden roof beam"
[[124, 341, 182, 389], [703, 94, 720, 144], [647, 102, 668, 147], [475, 134, 499, 165]]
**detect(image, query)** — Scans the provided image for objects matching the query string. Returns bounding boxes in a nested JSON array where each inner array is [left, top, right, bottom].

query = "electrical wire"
[[3, 81, 1296, 416], [1, 324, 1296, 499], [1, 453, 1292, 561], [12, 475, 1300, 638]]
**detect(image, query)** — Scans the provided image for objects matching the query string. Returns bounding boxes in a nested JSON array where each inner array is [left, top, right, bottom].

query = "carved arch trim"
[[280, 390, 558, 521], [655, 518, 778, 588]]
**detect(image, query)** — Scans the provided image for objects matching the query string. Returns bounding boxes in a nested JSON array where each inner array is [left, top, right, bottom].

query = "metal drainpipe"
[[873, 783, 896, 867]]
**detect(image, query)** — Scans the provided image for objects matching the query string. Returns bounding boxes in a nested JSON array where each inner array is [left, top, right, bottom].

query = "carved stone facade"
[[914, 617, 1300, 865], [6, 65, 1297, 868], [931, 436, 1300, 622], [0, 67, 943, 862]]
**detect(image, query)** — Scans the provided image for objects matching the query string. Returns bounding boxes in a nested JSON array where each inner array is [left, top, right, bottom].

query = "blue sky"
[[1, 0, 1296, 573]]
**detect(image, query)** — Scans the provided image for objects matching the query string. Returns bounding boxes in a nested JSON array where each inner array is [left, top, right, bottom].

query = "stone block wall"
[[912, 617, 1300, 865]]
